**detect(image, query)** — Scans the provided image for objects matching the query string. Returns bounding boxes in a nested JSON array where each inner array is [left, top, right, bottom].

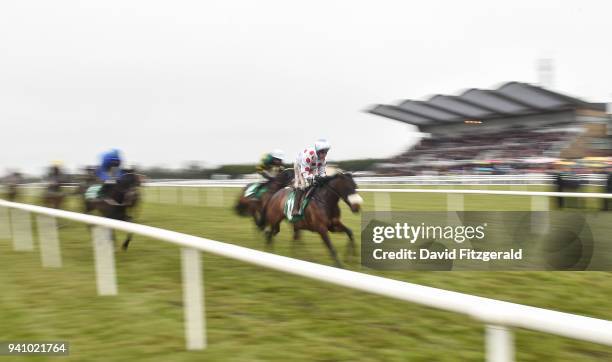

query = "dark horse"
[[85, 172, 142, 250], [259, 172, 363, 267], [6, 183, 18, 201], [42, 180, 66, 209], [4, 172, 22, 201], [235, 169, 294, 225]]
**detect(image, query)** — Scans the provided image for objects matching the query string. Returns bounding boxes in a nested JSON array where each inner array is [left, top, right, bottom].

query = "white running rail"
[[0, 199, 611, 362]]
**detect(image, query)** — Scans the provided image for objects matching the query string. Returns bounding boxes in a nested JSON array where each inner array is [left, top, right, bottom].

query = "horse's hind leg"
[[319, 228, 343, 268], [290, 226, 308, 258]]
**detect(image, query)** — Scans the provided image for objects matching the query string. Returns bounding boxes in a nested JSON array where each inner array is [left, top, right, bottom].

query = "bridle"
[[314, 176, 356, 209], [103, 172, 141, 207]]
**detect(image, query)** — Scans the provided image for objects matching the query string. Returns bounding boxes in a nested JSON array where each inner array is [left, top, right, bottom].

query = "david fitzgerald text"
[[372, 248, 523, 262]]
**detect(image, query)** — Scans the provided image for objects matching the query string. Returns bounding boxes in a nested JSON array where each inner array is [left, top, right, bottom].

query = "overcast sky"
[[1, 1, 611, 175]]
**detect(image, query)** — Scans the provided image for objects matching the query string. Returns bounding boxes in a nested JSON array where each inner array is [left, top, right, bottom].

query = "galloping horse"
[[259, 172, 363, 267], [85, 172, 142, 250], [42, 180, 66, 209], [4, 172, 22, 201], [6, 182, 18, 202], [235, 169, 294, 225]]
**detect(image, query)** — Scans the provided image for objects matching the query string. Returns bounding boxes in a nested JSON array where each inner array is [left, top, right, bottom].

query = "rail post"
[[91, 226, 118, 296], [486, 325, 514, 362], [36, 215, 62, 268], [181, 247, 206, 350], [447, 192, 464, 224], [207, 188, 224, 207], [182, 187, 199, 206], [163, 187, 178, 204], [373, 191, 391, 221], [447, 193, 464, 211], [0, 206, 11, 240], [11, 208, 34, 251], [530, 196, 549, 234]]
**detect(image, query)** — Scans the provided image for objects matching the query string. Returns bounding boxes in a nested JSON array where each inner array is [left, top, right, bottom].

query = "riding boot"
[[292, 189, 303, 216]]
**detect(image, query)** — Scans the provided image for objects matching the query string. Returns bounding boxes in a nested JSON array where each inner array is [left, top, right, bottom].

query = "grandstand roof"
[[368, 82, 608, 126]]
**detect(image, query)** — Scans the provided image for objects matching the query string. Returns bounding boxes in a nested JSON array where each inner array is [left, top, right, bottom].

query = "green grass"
[[1, 186, 612, 361]]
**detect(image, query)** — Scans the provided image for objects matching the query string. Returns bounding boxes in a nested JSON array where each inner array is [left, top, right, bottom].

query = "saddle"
[[243, 182, 268, 199], [84, 185, 103, 200], [284, 187, 313, 222]]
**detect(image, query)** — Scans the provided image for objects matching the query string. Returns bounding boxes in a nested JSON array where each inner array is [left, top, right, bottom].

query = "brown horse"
[[235, 169, 294, 225], [259, 172, 363, 267]]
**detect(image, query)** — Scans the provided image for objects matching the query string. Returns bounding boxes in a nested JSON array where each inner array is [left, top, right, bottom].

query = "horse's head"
[[325, 172, 363, 213], [274, 169, 294, 187], [116, 172, 142, 207]]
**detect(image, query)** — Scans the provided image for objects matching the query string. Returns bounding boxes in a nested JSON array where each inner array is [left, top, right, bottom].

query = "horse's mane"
[[273, 169, 294, 184], [117, 172, 141, 189], [317, 171, 353, 186]]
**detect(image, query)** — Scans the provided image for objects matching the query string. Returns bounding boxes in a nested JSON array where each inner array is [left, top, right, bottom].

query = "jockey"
[[46, 161, 66, 192], [94, 149, 124, 198], [292, 139, 330, 216], [256, 149, 285, 180], [244, 149, 285, 200], [96, 149, 124, 183]]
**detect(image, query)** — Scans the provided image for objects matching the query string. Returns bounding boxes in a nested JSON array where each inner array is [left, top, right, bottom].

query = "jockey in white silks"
[[292, 139, 331, 216]]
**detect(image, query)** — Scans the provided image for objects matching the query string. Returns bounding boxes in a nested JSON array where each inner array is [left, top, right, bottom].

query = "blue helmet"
[[109, 149, 120, 158], [101, 149, 122, 168]]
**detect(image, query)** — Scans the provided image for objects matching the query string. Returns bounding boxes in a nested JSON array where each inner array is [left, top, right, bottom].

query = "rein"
[[314, 178, 353, 209]]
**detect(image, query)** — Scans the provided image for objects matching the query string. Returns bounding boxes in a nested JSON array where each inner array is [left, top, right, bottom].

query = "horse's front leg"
[[318, 228, 343, 268], [265, 221, 281, 249], [330, 220, 357, 256], [252, 209, 261, 227], [331, 221, 356, 257], [122, 233, 133, 251], [121, 215, 133, 251]]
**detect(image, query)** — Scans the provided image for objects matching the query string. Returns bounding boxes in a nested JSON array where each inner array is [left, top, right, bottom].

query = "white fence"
[[145, 173, 609, 186], [1, 199, 612, 362], [140, 183, 612, 217]]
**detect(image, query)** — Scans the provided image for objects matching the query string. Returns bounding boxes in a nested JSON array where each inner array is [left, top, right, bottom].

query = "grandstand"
[[369, 82, 612, 174]]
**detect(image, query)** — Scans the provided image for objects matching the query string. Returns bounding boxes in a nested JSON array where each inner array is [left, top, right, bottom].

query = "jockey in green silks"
[[244, 149, 285, 199]]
